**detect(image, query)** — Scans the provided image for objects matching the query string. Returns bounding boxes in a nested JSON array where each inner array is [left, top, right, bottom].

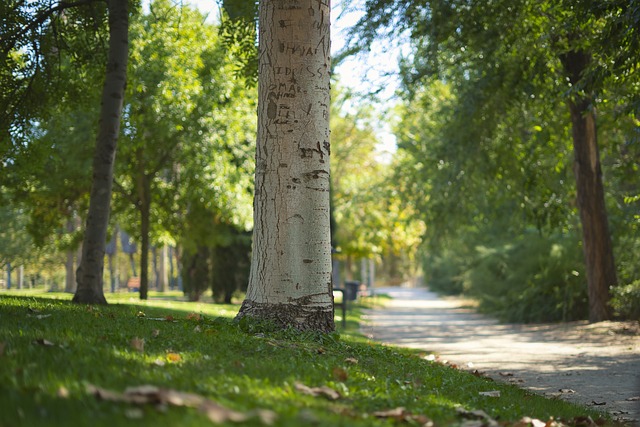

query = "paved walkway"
[[362, 287, 640, 425]]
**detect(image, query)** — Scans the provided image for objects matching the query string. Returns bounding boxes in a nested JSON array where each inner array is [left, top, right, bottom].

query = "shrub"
[[463, 233, 588, 323]]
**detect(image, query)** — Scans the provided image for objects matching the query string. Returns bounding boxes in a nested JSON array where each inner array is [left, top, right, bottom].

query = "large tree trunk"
[[236, 0, 334, 332], [560, 50, 617, 322], [73, 0, 128, 304]]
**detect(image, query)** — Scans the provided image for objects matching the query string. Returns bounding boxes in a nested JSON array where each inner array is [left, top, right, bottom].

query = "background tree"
[[352, 0, 640, 321], [330, 85, 425, 285]]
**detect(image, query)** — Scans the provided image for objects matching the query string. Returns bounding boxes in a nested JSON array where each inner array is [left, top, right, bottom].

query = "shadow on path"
[[363, 287, 640, 425]]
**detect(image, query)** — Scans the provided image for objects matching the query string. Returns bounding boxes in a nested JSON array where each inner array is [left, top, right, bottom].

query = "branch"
[[3, 0, 104, 54]]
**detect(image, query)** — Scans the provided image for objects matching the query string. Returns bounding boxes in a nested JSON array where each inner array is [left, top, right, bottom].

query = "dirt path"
[[362, 287, 640, 425]]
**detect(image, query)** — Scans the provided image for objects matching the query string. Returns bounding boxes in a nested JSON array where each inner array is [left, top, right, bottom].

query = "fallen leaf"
[[87, 384, 276, 424], [626, 396, 640, 401], [591, 401, 606, 406], [559, 388, 576, 394], [151, 329, 160, 338], [193, 325, 202, 333], [332, 367, 348, 381], [373, 407, 407, 419], [372, 407, 434, 425], [456, 408, 499, 427], [130, 337, 145, 353], [186, 313, 201, 321], [316, 347, 326, 354], [57, 386, 69, 398], [514, 417, 547, 427], [294, 382, 341, 400], [33, 338, 55, 347], [479, 390, 501, 397], [166, 353, 181, 363], [499, 372, 514, 377], [28, 314, 52, 319], [165, 315, 174, 322], [344, 357, 358, 364]]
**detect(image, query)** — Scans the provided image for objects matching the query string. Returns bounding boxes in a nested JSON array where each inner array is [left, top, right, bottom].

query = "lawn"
[[0, 291, 610, 426]]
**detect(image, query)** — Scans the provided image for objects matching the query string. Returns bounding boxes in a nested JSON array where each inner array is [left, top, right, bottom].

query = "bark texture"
[[73, 0, 128, 304], [237, 0, 334, 332], [560, 50, 617, 322]]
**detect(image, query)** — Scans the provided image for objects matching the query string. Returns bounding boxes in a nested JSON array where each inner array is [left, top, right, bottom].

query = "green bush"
[[611, 280, 640, 320], [464, 233, 588, 323]]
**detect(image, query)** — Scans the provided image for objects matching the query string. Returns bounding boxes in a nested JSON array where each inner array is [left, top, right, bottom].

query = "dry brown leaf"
[[499, 372, 514, 377], [332, 367, 348, 381], [165, 315, 175, 322], [591, 400, 606, 406], [626, 396, 640, 401], [479, 390, 501, 397], [456, 408, 499, 427], [130, 337, 145, 353], [33, 338, 55, 347], [373, 407, 434, 426], [373, 407, 407, 419], [344, 357, 358, 364], [87, 384, 276, 424], [186, 313, 201, 321], [513, 417, 547, 427], [166, 353, 181, 363], [294, 382, 341, 400], [559, 388, 576, 394]]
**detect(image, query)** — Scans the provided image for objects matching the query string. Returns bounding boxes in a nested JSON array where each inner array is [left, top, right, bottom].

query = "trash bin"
[[344, 281, 360, 301]]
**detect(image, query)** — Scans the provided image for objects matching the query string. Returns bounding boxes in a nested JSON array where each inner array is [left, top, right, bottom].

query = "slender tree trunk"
[[65, 218, 76, 293], [73, 0, 128, 304], [6, 263, 11, 289], [560, 50, 617, 322], [18, 265, 24, 289], [138, 171, 150, 300], [236, 0, 334, 332], [158, 245, 168, 292]]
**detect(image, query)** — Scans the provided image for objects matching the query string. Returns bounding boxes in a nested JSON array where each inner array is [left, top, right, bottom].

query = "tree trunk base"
[[72, 288, 108, 305], [236, 299, 335, 333]]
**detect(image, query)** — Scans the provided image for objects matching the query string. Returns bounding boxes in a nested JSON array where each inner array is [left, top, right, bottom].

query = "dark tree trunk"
[[560, 49, 617, 322], [73, 0, 128, 304], [138, 171, 150, 300]]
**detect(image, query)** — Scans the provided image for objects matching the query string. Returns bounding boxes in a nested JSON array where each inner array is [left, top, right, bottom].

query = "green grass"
[[0, 291, 610, 426]]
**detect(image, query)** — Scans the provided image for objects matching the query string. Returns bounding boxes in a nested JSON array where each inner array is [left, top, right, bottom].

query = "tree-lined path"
[[362, 287, 640, 424]]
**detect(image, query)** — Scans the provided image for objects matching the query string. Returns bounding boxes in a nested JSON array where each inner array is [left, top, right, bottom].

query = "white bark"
[[239, 0, 333, 331]]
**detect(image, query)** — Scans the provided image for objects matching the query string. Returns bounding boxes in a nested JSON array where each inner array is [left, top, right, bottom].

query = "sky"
[[178, 0, 402, 158]]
